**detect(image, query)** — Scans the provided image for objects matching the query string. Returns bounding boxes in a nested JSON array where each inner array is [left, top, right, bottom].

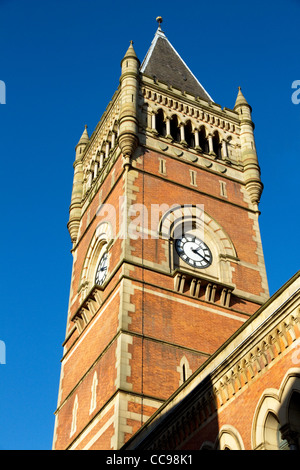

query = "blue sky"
[[0, 0, 299, 450]]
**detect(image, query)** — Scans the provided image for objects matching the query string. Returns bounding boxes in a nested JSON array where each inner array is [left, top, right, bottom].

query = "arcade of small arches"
[[81, 107, 238, 195], [83, 121, 119, 194], [151, 108, 234, 160]]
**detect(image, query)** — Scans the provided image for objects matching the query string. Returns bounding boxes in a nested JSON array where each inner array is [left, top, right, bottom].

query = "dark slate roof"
[[140, 28, 212, 102]]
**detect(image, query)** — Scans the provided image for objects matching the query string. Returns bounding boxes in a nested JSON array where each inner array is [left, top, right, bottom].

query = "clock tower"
[[53, 19, 269, 450]]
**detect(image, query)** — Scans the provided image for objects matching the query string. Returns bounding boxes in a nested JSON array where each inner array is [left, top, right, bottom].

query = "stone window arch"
[[157, 204, 237, 285], [79, 221, 113, 301], [252, 370, 300, 449], [215, 425, 245, 450], [264, 412, 283, 450], [176, 356, 192, 386], [278, 371, 300, 449]]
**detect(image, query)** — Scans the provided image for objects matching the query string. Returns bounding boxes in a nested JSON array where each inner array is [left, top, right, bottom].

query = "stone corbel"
[[72, 285, 103, 334], [174, 273, 186, 293]]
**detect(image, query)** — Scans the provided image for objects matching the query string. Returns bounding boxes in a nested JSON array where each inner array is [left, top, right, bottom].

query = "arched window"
[[170, 115, 180, 142], [70, 395, 78, 437], [198, 126, 208, 153], [177, 356, 192, 386], [264, 412, 286, 450], [185, 120, 195, 147], [288, 391, 300, 430], [89, 371, 98, 415], [285, 391, 300, 449], [156, 109, 166, 137], [212, 131, 222, 158]]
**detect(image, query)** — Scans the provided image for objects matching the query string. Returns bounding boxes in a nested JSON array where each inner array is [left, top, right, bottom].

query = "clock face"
[[95, 252, 108, 286], [175, 235, 212, 268]]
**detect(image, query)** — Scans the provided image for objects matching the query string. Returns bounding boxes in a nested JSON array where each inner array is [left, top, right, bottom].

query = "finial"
[[238, 86, 241, 91], [130, 40, 134, 45], [156, 16, 163, 28], [84, 124, 87, 129]]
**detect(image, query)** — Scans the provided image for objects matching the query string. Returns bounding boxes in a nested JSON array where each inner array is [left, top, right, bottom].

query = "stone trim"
[[174, 270, 234, 308], [141, 81, 239, 130]]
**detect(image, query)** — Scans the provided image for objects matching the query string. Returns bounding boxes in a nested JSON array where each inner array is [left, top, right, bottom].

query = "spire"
[[122, 40, 139, 64], [77, 124, 89, 146], [234, 87, 252, 111], [140, 18, 212, 102]]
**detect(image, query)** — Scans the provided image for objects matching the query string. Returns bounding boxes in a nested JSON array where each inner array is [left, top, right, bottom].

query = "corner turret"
[[118, 41, 140, 170], [75, 125, 89, 160], [234, 87, 263, 209], [68, 125, 89, 245]]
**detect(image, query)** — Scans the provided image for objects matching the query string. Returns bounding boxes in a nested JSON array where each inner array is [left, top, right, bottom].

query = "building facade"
[[52, 20, 277, 450], [123, 271, 300, 450]]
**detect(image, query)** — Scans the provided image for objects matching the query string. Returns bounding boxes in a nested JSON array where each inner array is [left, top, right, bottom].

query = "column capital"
[[280, 424, 299, 450]]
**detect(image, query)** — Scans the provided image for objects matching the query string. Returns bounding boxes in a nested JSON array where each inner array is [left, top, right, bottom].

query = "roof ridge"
[[140, 27, 165, 73]]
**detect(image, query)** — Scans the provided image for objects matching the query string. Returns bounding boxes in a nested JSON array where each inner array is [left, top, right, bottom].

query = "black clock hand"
[[191, 247, 206, 259]]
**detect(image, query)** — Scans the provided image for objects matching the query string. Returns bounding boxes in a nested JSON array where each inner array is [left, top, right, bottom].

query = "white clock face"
[[175, 235, 212, 268], [95, 252, 108, 286]]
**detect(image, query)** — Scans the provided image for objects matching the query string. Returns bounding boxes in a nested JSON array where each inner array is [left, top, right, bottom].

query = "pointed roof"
[[234, 87, 252, 111], [122, 40, 139, 63], [77, 125, 89, 146], [140, 22, 213, 102]]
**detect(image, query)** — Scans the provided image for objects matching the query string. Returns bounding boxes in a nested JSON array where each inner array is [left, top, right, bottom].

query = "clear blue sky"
[[0, 0, 299, 450]]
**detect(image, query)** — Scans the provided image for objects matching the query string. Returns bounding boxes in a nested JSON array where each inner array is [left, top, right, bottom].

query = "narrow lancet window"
[[89, 371, 98, 414], [70, 395, 78, 437], [156, 109, 166, 136]]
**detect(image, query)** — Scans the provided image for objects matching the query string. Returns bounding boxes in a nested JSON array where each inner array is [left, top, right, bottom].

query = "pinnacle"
[[234, 86, 251, 110], [123, 40, 138, 60], [77, 125, 89, 146]]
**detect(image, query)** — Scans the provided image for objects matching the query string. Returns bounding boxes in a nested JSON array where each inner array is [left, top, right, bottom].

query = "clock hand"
[[191, 247, 200, 252], [191, 247, 205, 258]]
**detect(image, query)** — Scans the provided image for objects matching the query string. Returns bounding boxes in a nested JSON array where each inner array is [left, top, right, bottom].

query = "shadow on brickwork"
[[121, 372, 220, 450]]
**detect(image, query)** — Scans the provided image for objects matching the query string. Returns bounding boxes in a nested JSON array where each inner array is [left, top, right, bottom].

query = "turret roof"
[[122, 40, 140, 63], [77, 125, 89, 146], [234, 87, 251, 111]]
